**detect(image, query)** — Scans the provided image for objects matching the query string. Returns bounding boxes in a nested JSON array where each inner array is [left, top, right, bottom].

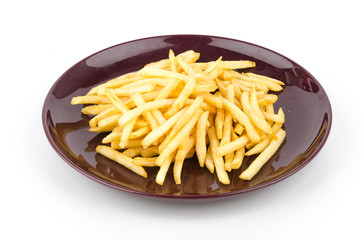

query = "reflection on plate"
[[42, 35, 332, 199]]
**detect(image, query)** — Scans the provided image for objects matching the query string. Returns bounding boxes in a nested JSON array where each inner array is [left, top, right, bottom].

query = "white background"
[[1, 0, 361, 239]]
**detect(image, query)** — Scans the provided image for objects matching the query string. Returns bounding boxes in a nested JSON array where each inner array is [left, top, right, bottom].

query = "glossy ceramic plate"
[[42, 35, 332, 199]]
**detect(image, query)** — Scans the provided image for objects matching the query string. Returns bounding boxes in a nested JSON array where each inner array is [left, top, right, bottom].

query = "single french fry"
[[108, 83, 155, 97], [177, 50, 200, 63], [86, 72, 140, 95], [205, 146, 215, 173], [111, 139, 144, 149], [196, 111, 210, 167], [221, 85, 235, 171], [174, 133, 196, 184], [219, 60, 256, 69], [71, 96, 111, 105], [240, 129, 286, 180], [117, 78, 169, 89], [89, 126, 113, 132], [129, 126, 150, 139], [192, 60, 255, 70], [205, 146, 214, 174], [220, 84, 234, 145], [133, 157, 158, 167], [244, 72, 285, 86], [217, 135, 249, 157], [82, 104, 113, 115], [139, 67, 193, 84], [231, 147, 245, 169], [119, 118, 137, 148], [169, 49, 177, 72], [234, 123, 244, 135], [155, 151, 176, 186], [96, 145, 147, 178], [208, 126, 230, 184], [215, 108, 225, 139], [250, 89, 264, 119]]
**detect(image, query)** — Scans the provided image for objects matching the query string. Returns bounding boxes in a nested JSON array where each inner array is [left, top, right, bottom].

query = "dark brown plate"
[[42, 35, 332, 199]]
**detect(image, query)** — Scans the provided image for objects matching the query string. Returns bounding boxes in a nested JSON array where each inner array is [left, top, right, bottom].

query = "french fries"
[[72, 50, 286, 186]]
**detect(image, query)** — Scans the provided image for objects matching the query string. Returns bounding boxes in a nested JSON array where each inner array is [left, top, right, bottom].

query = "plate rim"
[[42, 34, 333, 199]]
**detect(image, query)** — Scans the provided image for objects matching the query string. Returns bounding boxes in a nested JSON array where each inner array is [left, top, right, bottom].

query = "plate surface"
[[42, 35, 332, 198]]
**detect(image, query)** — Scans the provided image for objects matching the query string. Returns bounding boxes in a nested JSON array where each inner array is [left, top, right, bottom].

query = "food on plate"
[[71, 49, 286, 185]]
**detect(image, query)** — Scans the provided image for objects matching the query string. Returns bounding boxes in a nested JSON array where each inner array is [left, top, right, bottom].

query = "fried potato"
[[156, 109, 203, 166], [133, 157, 158, 167], [220, 97, 261, 143], [96, 145, 147, 178], [196, 111, 210, 167], [142, 108, 187, 148], [241, 91, 272, 134], [81, 104, 113, 115], [208, 126, 230, 184], [217, 135, 249, 157], [71, 95, 111, 105], [158, 96, 204, 152], [72, 49, 286, 185], [117, 99, 174, 127], [155, 151, 176, 186], [205, 146, 214, 174], [174, 133, 196, 184], [164, 78, 195, 118]]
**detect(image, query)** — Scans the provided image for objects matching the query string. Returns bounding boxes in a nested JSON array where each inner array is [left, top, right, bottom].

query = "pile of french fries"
[[71, 50, 286, 185]]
